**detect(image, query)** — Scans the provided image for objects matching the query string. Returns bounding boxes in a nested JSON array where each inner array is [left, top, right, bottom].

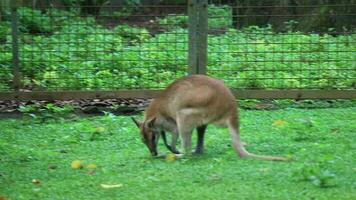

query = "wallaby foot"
[[194, 147, 204, 155], [195, 125, 207, 155]]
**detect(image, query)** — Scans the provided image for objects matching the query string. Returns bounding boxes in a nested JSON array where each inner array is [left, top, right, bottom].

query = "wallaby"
[[132, 75, 286, 161]]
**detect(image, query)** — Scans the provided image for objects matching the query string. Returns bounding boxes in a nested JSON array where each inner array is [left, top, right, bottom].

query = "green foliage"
[[0, 21, 11, 42], [157, 5, 232, 30], [62, 0, 78, 7], [208, 5, 232, 29], [209, 27, 356, 89], [62, 0, 109, 9], [0, 39, 12, 91], [0, 7, 355, 91], [18, 7, 52, 33], [113, 0, 140, 17], [47, 8, 80, 25], [113, 24, 150, 44], [18, 103, 74, 123], [293, 160, 337, 188], [275, 117, 318, 141], [284, 20, 299, 32], [157, 15, 188, 30]]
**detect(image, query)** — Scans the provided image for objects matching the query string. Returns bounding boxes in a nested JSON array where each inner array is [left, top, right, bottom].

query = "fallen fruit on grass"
[[86, 164, 97, 169], [165, 153, 177, 162], [32, 179, 41, 185], [94, 127, 106, 133], [100, 184, 123, 189], [272, 120, 287, 127], [71, 160, 83, 169]]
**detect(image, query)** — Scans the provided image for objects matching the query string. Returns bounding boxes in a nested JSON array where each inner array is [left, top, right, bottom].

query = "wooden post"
[[188, 0, 198, 75], [11, 0, 20, 91], [188, 0, 207, 75], [197, 0, 207, 75]]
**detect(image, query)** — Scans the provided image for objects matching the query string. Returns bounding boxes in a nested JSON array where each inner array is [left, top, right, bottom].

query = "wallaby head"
[[131, 117, 159, 156]]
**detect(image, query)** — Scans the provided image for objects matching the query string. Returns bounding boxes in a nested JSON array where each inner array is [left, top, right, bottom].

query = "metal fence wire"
[[207, 1, 356, 90], [0, 0, 355, 100], [1, 3, 188, 91]]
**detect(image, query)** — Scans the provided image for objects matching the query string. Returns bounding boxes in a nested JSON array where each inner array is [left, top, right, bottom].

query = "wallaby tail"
[[228, 118, 287, 162]]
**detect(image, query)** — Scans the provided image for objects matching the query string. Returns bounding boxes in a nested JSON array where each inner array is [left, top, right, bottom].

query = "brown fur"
[[133, 75, 286, 161]]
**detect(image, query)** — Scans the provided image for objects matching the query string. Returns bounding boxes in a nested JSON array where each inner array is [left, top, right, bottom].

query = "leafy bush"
[[0, 7, 354, 91], [208, 5, 232, 29], [0, 21, 11, 43], [18, 103, 74, 123], [18, 7, 52, 34], [0, 40, 12, 91], [157, 15, 188, 30], [62, 0, 78, 7], [113, 25, 151, 44], [157, 5, 232, 30], [111, 0, 141, 18], [46, 8, 80, 26], [208, 28, 356, 89]]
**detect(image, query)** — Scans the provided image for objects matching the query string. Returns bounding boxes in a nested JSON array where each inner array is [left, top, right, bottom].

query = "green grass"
[[1, 107, 355, 199]]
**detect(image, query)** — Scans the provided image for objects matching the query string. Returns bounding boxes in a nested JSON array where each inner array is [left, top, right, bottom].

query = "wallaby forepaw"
[[175, 153, 184, 158]]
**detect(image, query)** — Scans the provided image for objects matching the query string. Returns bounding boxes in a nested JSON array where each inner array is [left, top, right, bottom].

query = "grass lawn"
[[0, 107, 355, 200]]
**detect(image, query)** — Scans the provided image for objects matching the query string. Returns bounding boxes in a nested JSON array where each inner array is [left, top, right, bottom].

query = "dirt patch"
[[0, 98, 152, 117]]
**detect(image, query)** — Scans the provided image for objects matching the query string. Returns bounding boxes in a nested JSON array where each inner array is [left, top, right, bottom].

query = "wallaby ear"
[[131, 117, 142, 128], [146, 117, 156, 128]]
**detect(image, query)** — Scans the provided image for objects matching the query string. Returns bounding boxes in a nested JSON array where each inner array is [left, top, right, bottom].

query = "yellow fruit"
[[71, 160, 83, 169], [32, 179, 41, 185], [86, 164, 97, 169], [165, 154, 177, 162], [272, 120, 287, 127], [94, 127, 105, 133]]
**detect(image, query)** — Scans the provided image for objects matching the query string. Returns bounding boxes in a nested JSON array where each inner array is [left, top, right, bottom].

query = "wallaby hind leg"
[[176, 114, 194, 155], [180, 127, 193, 155], [195, 125, 207, 155]]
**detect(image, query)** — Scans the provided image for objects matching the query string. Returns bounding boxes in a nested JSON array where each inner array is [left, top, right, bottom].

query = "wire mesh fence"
[[0, 4, 13, 92], [207, 1, 356, 89], [0, 0, 355, 100], [1, 2, 189, 92]]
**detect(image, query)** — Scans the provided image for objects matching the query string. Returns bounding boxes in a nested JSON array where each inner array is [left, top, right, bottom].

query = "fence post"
[[197, 0, 207, 75], [11, 0, 20, 91], [188, 0, 198, 75], [188, 0, 208, 75]]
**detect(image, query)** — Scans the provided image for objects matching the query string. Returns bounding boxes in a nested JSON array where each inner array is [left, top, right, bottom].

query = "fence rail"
[[0, 0, 355, 100], [0, 90, 355, 101]]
